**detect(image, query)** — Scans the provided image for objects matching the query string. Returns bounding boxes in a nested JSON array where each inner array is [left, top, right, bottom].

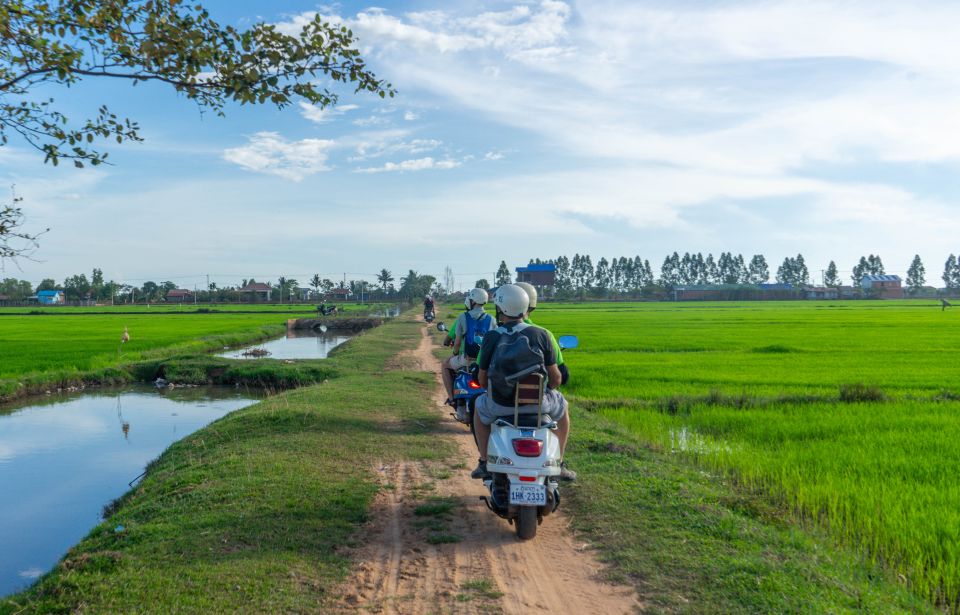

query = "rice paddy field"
[[531, 300, 960, 609], [0, 303, 392, 380]]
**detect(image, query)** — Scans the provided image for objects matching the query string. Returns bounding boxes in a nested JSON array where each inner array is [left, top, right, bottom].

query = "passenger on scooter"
[[471, 284, 575, 481], [514, 282, 569, 385], [442, 288, 494, 405]]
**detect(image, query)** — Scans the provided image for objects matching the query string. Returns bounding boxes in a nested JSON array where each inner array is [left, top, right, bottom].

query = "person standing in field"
[[515, 282, 569, 386], [441, 288, 494, 405]]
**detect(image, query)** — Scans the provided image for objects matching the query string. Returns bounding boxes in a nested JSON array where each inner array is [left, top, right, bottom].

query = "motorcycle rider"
[[423, 294, 435, 318], [471, 284, 575, 481], [514, 282, 569, 385], [442, 288, 494, 406]]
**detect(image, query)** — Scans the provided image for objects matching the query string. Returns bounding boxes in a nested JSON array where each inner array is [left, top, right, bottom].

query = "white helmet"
[[494, 284, 529, 318], [466, 287, 488, 306], [515, 282, 537, 309]]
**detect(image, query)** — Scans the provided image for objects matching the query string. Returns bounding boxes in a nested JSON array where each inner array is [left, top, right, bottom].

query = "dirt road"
[[332, 326, 640, 614]]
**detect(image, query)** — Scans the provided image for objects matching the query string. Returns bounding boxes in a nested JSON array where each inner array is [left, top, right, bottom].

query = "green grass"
[[566, 410, 931, 613], [527, 299, 960, 610], [0, 313, 292, 379], [1, 314, 454, 614]]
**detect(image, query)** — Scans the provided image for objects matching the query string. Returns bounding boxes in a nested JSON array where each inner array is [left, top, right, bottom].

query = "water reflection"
[[218, 329, 353, 360], [0, 385, 259, 597]]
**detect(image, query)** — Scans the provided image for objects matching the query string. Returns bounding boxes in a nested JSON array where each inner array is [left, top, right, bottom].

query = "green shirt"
[[525, 317, 564, 365], [475, 317, 564, 365]]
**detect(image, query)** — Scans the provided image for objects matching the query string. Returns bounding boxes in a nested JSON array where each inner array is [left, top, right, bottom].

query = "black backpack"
[[488, 323, 546, 403]]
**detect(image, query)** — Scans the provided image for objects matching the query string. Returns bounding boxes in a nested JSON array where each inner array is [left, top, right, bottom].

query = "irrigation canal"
[[217, 328, 354, 360], [0, 386, 262, 597]]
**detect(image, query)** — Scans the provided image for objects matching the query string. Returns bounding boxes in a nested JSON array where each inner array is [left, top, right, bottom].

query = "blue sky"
[[3, 0, 960, 290]]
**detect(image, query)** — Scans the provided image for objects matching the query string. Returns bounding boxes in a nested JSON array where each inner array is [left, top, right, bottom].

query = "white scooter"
[[481, 335, 578, 540]]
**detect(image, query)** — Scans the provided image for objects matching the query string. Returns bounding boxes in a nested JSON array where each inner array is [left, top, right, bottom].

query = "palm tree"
[[377, 268, 394, 294], [310, 274, 322, 300]]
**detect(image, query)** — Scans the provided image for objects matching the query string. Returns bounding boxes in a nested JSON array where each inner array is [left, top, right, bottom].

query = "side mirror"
[[437, 322, 447, 332], [558, 335, 578, 350]]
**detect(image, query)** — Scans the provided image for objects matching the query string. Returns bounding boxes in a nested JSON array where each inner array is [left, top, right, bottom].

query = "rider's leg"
[[474, 410, 491, 460], [441, 356, 455, 399], [557, 410, 570, 457]]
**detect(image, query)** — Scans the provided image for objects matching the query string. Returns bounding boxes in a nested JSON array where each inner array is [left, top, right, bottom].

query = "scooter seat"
[[512, 413, 554, 428]]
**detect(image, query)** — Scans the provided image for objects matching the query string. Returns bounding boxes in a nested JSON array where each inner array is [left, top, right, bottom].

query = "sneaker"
[[559, 461, 577, 482], [470, 459, 490, 480]]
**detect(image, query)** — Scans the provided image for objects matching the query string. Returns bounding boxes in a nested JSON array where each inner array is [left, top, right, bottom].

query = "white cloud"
[[299, 102, 359, 123], [352, 115, 391, 127], [403, 110, 420, 121], [484, 151, 504, 161], [354, 157, 461, 173], [222, 132, 335, 181], [347, 136, 442, 161]]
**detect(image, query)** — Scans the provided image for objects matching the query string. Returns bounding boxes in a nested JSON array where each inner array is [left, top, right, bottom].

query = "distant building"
[[35, 290, 65, 305], [515, 264, 556, 288], [166, 289, 194, 303], [0, 294, 9, 306], [238, 282, 272, 302], [861, 274, 903, 299], [805, 287, 839, 300], [325, 287, 351, 301]]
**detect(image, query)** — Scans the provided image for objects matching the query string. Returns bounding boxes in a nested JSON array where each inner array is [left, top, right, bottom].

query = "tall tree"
[[851, 256, 870, 286], [310, 274, 322, 299], [554, 255, 571, 292], [775, 255, 809, 287], [376, 269, 394, 293], [594, 257, 611, 293], [495, 261, 512, 286], [823, 261, 840, 288], [748, 254, 769, 284], [867, 254, 885, 275], [704, 253, 719, 284], [474, 278, 490, 290], [944, 255, 958, 290], [659, 252, 680, 288], [906, 255, 925, 294]]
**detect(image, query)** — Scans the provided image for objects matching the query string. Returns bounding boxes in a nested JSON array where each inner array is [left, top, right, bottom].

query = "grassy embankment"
[[1, 314, 455, 613], [0, 306, 389, 402], [528, 300, 957, 611]]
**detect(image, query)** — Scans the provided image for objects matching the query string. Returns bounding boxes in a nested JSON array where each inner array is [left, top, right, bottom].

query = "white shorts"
[[475, 389, 568, 425], [445, 354, 472, 370]]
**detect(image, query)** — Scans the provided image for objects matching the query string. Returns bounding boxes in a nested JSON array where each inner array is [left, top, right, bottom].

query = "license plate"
[[509, 483, 546, 506]]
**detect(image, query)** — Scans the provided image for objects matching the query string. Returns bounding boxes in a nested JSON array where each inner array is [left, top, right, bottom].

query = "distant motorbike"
[[477, 335, 578, 541], [424, 309, 435, 323], [317, 304, 339, 316]]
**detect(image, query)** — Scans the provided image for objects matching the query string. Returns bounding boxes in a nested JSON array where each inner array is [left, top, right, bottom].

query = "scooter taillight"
[[468, 380, 482, 390], [512, 438, 543, 457]]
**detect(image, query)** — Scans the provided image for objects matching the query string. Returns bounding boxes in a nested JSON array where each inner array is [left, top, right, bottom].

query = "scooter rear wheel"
[[516, 506, 538, 540]]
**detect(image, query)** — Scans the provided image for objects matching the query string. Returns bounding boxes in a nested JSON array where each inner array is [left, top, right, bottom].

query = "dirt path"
[[332, 325, 640, 614]]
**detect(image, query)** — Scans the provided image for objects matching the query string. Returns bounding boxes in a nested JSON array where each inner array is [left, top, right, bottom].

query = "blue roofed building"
[[35, 290, 65, 305], [515, 263, 556, 289]]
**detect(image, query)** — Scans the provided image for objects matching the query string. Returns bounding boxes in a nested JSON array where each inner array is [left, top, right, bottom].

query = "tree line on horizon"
[[485, 252, 960, 296], [4, 252, 960, 305], [0, 269, 439, 304]]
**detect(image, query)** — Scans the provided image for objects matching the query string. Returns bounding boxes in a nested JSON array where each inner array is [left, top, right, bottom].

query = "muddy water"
[[217, 329, 353, 360], [0, 385, 260, 597]]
